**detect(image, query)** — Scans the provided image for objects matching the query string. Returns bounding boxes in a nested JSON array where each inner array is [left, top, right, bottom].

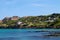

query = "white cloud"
[[31, 3, 53, 8], [5, 0, 17, 5], [32, 3, 47, 7], [0, 0, 20, 5]]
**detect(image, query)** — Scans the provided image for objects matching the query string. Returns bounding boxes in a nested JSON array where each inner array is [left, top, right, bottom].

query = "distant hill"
[[0, 13, 60, 29]]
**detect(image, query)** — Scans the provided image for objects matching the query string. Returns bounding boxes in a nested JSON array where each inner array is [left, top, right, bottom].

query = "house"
[[2, 16, 20, 23], [17, 21, 23, 25], [45, 17, 57, 22], [2, 17, 11, 22], [0, 20, 3, 23], [11, 16, 19, 20]]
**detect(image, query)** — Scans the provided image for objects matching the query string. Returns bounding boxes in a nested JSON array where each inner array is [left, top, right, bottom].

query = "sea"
[[0, 29, 60, 40]]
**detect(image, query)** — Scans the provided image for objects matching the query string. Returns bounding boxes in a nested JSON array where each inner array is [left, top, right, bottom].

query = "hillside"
[[0, 13, 60, 29]]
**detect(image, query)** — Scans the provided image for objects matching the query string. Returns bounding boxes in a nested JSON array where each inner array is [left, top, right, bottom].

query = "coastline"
[[0, 13, 60, 29], [0, 26, 60, 29]]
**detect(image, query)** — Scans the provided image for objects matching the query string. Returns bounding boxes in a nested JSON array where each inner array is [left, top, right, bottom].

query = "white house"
[[17, 21, 22, 25]]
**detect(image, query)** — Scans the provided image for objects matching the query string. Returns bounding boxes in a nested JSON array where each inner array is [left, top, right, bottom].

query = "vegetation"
[[0, 13, 60, 29]]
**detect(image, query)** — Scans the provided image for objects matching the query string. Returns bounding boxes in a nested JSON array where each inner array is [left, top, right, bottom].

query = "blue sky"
[[0, 0, 60, 19]]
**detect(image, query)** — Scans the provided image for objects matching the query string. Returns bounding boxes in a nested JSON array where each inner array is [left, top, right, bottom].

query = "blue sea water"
[[0, 29, 60, 40]]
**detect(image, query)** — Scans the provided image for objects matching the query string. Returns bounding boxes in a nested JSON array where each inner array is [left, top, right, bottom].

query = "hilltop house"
[[2, 17, 11, 22], [2, 16, 19, 23], [0, 20, 3, 23], [11, 16, 19, 20]]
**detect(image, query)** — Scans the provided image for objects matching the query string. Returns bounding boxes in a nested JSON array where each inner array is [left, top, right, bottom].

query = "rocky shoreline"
[[44, 32, 60, 37]]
